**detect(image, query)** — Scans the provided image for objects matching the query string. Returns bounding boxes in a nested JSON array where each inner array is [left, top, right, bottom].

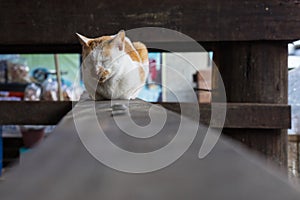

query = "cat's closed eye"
[[77, 30, 149, 100], [101, 58, 111, 62]]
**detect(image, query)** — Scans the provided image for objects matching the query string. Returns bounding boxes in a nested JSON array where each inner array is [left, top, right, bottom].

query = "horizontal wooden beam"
[[0, 42, 211, 54], [159, 102, 291, 129], [0, 101, 291, 129], [0, 101, 73, 125], [288, 135, 300, 142], [1, 0, 300, 49]]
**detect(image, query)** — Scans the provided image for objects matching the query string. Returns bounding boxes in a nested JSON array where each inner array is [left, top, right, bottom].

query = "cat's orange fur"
[[79, 35, 113, 59], [77, 30, 149, 100], [79, 33, 148, 82], [132, 42, 148, 82]]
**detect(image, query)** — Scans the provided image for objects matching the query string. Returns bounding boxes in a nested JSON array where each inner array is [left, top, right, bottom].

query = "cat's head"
[[76, 30, 126, 70]]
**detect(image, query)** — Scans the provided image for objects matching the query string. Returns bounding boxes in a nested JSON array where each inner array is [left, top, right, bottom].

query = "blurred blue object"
[[138, 84, 162, 102]]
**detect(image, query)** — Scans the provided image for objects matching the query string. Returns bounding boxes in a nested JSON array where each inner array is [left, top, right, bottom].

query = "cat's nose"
[[96, 66, 104, 75], [99, 66, 104, 71]]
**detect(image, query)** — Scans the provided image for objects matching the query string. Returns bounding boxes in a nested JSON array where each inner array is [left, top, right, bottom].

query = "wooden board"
[[0, 101, 73, 125], [289, 135, 300, 143], [212, 42, 288, 104], [0, 99, 299, 199], [0, 101, 291, 129], [212, 41, 288, 167], [1, 0, 300, 51], [160, 103, 291, 129]]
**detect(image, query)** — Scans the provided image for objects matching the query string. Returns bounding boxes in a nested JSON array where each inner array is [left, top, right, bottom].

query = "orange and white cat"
[[77, 30, 149, 100]]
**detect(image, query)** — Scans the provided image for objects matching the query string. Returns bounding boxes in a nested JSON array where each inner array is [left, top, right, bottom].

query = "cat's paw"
[[96, 66, 111, 83]]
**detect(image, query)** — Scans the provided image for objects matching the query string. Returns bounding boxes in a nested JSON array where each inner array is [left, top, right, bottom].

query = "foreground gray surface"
[[0, 98, 299, 199]]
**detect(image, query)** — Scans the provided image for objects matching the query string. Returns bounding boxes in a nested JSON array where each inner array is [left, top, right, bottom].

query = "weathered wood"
[[0, 101, 291, 129], [0, 0, 292, 170], [0, 99, 300, 199], [0, 83, 28, 92], [160, 103, 291, 129], [0, 42, 214, 54], [213, 42, 288, 167], [288, 139, 300, 181], [288, 135, 300, 143], [0, 0, 300, 49], [0, 101, 73, 125], [213, 41, 287, 104]]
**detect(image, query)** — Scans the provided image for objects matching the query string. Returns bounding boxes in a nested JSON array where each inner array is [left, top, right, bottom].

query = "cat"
[[76, 30, 149, 100]]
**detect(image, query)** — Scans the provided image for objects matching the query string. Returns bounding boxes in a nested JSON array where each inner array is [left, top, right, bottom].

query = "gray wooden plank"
[[0, 96, 299, 199]]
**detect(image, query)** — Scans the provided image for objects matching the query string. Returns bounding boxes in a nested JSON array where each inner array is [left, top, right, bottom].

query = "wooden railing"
[[0, 0, 298, 167], [0, 101, 290, 129]]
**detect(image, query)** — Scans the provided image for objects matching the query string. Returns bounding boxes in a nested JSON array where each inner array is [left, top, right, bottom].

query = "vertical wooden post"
[[213, 41, 288, 167], [54, 54, 63, 101]]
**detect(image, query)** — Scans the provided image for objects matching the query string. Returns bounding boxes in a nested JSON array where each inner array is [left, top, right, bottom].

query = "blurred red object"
[[8, 91, 24, 99]]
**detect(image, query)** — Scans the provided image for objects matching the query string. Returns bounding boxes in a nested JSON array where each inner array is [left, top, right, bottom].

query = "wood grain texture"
[[0, 101, 73, 125], [0, 0, 300, 49], [288, 135, 300, 142], [0, 0, 292, 170], [160, 103, 291, 129], [0, 99, 300, 199], [213, 41, 288, 104], [0, 101, 291, 129], [212, 42, 288, 167]]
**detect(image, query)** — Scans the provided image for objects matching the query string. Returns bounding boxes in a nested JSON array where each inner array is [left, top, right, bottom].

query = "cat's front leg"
[[96, 66, 111, 84]]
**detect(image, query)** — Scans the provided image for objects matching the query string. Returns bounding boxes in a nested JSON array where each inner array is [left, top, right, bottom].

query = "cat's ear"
[[76, 33, 91, 46], [111, 30, 125, 51]]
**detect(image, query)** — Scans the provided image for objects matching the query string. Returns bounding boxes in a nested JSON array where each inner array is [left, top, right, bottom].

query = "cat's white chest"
[[83, 53, 145, 100]]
